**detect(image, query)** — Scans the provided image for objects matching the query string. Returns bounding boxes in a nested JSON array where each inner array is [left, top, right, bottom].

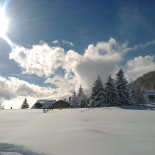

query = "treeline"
[[69, 69, 149, 108]]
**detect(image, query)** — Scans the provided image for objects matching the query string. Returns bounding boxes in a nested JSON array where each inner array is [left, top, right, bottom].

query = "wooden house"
[[51, 100, 70, 109], [32, 99, 70, 109]]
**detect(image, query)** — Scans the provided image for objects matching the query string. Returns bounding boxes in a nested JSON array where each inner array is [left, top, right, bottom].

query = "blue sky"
[[0, 0, 155, 108], [4, 0, 155, 50]]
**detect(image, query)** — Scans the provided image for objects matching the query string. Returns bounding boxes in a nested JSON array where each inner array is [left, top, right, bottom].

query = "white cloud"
[[9, 38, 128, 93], [126, 55, 155, 80], [52, 40, 74, 47], [71, 39, 126, 89], [127, 40, 155, 51], [62, 40, 74, 47], [0, 76, 72, 108], [84, 38, 129, 58], [9, 44, 65, 77], [44, 38, 127, 91], [45, 75, 74, 92], [0, 76, 53, 99], [52, 40, 60, 44], [8, 38, 155, 105]]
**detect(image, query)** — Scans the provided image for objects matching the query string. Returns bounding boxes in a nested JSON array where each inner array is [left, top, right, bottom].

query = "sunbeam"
[[0, 1, 17, 48], [0, 8, 9, 38]]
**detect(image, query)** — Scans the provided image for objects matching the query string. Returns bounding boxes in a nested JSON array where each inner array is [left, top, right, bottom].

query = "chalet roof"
[[41, 100, 56, 108], [34, 99, 56, 108]]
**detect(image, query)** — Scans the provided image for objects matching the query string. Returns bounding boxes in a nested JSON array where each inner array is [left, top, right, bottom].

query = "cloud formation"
[[52, 40, 59, 44], [62, 40, 74, 47], [10, 38, 127, 92], [9, 44, 65, 77], [0, 76, 55, 99], [126, 55, 155, 80], [52, 40, 74, 47], [0, 76, 72, 108], [2, 37, 154, 108]]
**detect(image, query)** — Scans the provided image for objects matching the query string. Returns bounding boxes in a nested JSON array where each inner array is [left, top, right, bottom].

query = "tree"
[[116, 69, 131, 105], [128, 85, 136, 105], [21, 98, 29, 109], [131, 85, 149, 106], [70, 90, 78, 108], [104, 75, 119, 106], [91, 75, 105, 107], [77, 85, 87, 107]]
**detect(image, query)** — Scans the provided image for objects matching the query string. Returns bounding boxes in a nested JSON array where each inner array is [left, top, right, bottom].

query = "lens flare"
[[0, 8, 9, 37]]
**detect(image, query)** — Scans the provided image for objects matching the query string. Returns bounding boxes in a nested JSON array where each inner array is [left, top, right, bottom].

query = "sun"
[[0, 8, 9, 38]]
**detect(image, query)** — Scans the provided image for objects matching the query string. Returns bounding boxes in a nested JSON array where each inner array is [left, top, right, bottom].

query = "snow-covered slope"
[[0, 107, 155, 155]]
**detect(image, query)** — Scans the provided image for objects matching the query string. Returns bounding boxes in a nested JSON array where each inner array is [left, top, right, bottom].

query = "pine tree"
[[131, 85, 149, 106], [104, 75, 119, 106], [70, 91, 78, 108], [21, 98, 29, 109], [91, 75, 105, 107], [128, 85, 136, 105], [116, 69, 131, 105], [77, 85, 86, 107]]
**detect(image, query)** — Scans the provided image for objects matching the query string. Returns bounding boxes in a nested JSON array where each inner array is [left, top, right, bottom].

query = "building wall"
[[51, 100, 70, 109]]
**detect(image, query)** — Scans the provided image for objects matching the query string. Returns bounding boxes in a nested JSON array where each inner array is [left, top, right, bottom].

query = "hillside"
[[131, 71, 155, 90]]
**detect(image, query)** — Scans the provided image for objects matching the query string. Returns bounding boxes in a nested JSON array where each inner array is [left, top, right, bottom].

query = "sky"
[[0, 0, 155, 108]]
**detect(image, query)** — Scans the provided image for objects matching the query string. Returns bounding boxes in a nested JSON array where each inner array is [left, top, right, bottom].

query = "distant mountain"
[[131, 71, 155, 90]]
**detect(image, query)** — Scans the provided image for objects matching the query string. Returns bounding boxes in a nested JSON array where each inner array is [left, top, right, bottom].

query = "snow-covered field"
[[0, 107, 155, 155]]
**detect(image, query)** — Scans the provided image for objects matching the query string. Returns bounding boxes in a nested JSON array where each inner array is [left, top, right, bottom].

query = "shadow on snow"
[[0, 143, 45, 155], [117, 104, 155, 111]]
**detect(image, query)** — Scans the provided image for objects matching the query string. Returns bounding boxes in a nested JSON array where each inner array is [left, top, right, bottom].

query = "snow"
[[0, 107, 155, 155]]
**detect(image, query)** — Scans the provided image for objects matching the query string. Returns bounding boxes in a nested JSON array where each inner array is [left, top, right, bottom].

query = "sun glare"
[[0, 8, 9, 37]]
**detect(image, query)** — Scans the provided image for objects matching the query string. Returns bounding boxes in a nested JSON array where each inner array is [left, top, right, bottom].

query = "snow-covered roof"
[[42, 100, 56, 108], [144, 90, 155, 95], [35, 99, 56, 108]]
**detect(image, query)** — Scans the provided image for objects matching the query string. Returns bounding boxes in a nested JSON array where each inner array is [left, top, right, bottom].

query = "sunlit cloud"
[[9, 38, 127, 91], [0, 37, 154, 108], [9, 38, 155, 92], [0, 76, 71, 108], [125, 55, 155, 80]]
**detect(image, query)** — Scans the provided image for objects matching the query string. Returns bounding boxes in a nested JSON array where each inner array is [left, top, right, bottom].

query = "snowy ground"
[[0, 107, 155, 155]]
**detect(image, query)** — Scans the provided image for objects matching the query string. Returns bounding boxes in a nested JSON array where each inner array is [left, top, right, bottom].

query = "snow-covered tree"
[[91, 75, 105, 107], [70, 91, 78, 108], [77, 85, 87, 107], [131, 85, 149, 106], [128, 85, 136, 105], [104, 75, 119, 106], [21, 98, 29, 109], [116, 69, 131, 105]]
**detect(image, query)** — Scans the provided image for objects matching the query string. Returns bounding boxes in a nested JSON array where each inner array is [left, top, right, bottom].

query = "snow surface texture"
[[0, 107, 155, 155]]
